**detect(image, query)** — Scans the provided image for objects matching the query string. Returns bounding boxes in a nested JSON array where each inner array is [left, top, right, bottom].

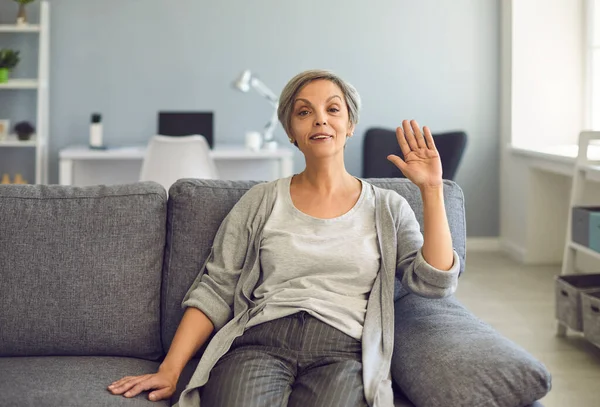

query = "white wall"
[[500, 0, 586, 263], [511, 0, 585, 148], [0, 0, 503, 237]]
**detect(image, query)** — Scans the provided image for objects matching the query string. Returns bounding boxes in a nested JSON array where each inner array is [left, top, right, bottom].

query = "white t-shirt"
[[245, 176, 381, 340]]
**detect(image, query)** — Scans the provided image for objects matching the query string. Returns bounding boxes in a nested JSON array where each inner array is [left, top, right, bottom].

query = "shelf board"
[[0, 24, 41, 33], [569, 241, 600, 261], [0, 134, 37, 147], [585, 165, 600, 183], [0, 79, 39, 89]]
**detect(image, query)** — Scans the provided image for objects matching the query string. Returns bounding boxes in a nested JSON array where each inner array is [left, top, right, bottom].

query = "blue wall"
[[0, 0, 500, 236]]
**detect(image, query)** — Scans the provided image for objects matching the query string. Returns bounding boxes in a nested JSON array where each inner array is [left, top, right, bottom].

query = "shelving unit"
[[568, 241, 600, 262], [558, 131, 600, 336], [0, 79, 39, 89], [0, 24, 40, 33], [0, 1, 49, 184], [0, 134, 37, 147]]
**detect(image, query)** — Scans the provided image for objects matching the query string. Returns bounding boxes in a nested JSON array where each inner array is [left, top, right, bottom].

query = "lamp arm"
[[262, 104, 279, 143], [263, 105, 278, 143], [251, 78, 278, 105]]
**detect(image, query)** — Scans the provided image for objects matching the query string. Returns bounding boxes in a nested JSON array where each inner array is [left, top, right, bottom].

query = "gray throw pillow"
[[392, 293, 551, 407]]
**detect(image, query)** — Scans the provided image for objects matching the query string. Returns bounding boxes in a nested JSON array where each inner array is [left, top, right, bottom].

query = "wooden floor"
[[455, 251, 600, 407]]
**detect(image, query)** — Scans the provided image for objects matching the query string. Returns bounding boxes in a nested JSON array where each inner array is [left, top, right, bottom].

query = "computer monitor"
[[158, 112, 214, 148]]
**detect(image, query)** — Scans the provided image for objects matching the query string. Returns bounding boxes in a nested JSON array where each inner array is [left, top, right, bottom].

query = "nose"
[[313, 113, 327, 127]]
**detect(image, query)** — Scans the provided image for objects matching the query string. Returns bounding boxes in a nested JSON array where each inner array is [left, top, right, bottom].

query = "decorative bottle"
[[89, 113, 105, 149]]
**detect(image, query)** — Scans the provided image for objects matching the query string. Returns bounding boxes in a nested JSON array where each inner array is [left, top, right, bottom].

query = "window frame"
[[587, 0, 600, 129]]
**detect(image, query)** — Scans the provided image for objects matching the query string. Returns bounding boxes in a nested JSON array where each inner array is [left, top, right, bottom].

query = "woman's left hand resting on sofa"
[[107, 307, 215, 401], [387, 119, 454, 271]]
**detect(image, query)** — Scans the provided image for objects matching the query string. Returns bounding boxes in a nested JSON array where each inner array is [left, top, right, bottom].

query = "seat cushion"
[[393, 386, 416, 407], [0, 182, 166, 360], [0, 356, 169, 406], [391, 294, 552, 407]]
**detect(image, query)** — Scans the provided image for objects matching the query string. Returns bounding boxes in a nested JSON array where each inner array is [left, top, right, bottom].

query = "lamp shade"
[[233, 70, 252, 92]]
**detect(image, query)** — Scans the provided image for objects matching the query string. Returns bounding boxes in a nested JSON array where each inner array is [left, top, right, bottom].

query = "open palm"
[[387, 120, 442, 189]]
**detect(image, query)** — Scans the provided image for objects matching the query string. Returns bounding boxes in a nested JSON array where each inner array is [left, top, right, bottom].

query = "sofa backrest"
[[161, 178, 466, 355], [0, 182, 166, 360]]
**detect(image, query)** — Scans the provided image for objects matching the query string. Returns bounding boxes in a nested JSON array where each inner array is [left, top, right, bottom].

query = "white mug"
[[263, 140, 278, 151], [245, 131, 262, 151]]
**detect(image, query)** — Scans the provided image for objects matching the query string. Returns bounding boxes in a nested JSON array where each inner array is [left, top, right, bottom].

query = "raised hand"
[[387, 120, 442, 190]]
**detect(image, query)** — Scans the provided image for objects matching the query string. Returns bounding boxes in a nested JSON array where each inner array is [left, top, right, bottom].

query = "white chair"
[[139, 135, 219, 193]]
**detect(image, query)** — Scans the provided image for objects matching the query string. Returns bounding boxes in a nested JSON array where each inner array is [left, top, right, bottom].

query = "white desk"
[[59, 145, 295, 186], [503, 143, 600, 264]]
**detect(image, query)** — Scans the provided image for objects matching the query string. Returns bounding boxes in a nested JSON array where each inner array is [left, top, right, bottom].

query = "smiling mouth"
[[310, 135, 333, 140]]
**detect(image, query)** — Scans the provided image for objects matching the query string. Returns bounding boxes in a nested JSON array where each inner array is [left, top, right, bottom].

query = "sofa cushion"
[[0, 182, 166, 360], [0, 356, 168, 406], [391, 294, 552, 407], [161, 178, 466, 354]]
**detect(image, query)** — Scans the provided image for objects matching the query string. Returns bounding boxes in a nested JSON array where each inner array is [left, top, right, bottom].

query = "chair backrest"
[[139, 135, 219, 192], [362, 128, 467, 180]]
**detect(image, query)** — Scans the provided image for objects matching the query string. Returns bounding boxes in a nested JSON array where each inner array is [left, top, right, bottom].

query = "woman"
[[107, 69, 460, 406]]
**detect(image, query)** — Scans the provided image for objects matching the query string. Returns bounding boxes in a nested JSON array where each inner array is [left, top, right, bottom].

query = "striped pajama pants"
[[201, 311, 368, 407]]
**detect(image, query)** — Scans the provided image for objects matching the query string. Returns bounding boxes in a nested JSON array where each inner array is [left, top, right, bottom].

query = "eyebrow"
[[294, 95, 343, 106]]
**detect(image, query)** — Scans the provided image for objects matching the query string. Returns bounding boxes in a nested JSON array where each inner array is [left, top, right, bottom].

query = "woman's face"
[[289, 79, 354, 158]]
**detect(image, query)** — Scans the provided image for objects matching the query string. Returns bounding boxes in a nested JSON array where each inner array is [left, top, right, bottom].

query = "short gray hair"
[[277, 69, 361, 140]]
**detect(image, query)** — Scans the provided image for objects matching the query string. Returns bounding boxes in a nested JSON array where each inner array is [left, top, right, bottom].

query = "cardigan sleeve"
[[180, 189, 259, 331], [395, 196, 460, 299]]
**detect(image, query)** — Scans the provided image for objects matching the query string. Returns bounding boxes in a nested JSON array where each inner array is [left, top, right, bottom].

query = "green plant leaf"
[[0, 49, 21, 70]]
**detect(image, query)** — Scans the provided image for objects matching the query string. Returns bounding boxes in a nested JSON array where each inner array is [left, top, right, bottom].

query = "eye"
[[329, 107, 340, 113], [298, 110, 310, 116]]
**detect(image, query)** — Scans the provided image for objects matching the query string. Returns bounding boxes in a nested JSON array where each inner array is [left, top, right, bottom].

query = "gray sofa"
[[0, 178, 550, 407]]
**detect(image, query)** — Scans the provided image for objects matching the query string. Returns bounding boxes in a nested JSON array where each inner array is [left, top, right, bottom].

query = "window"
[[590, 0, 600, 129]]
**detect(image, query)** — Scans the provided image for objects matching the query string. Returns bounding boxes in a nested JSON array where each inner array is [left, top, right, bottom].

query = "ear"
[[348, 122, 356, 137]]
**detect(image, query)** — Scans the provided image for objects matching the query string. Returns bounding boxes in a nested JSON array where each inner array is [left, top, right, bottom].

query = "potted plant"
[[13, 0, 36, 26], [0, 49, 20, 83], [14, 121, 35, 141]]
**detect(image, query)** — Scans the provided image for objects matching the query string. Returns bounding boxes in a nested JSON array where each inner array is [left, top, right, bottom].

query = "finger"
[[411, 120, 427, 149], [395, 126, 411, 157], [124, 377, 160, 398], [423, 126, 437, 150], [387, 154, 407, 173], [110, 376, 148, 395], [108, 376, 136, 393], [403, 120, 419, 151], [148, 387, 173, 402], [109, 376, 134, 388]]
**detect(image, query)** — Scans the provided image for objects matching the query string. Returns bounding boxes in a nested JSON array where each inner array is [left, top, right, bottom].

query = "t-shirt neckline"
[[283, 175, 367, 223]]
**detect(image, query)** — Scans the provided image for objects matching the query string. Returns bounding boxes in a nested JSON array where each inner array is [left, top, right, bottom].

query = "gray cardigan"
[[175, 179, 460, 407]]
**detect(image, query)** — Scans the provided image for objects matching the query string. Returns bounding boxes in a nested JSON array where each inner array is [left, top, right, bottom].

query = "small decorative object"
[[0, 49, 20, 83], [89, 113, 106, 149], [0, 120, 9, 140], [232, 70, 279, 149], [14, 121, 35, 141], [245, 131, 262, 151], [13, 173, 27, 184], [13, 0, 36, 26], [1, 173, 11, 184], [263, 141, 278, 151]]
